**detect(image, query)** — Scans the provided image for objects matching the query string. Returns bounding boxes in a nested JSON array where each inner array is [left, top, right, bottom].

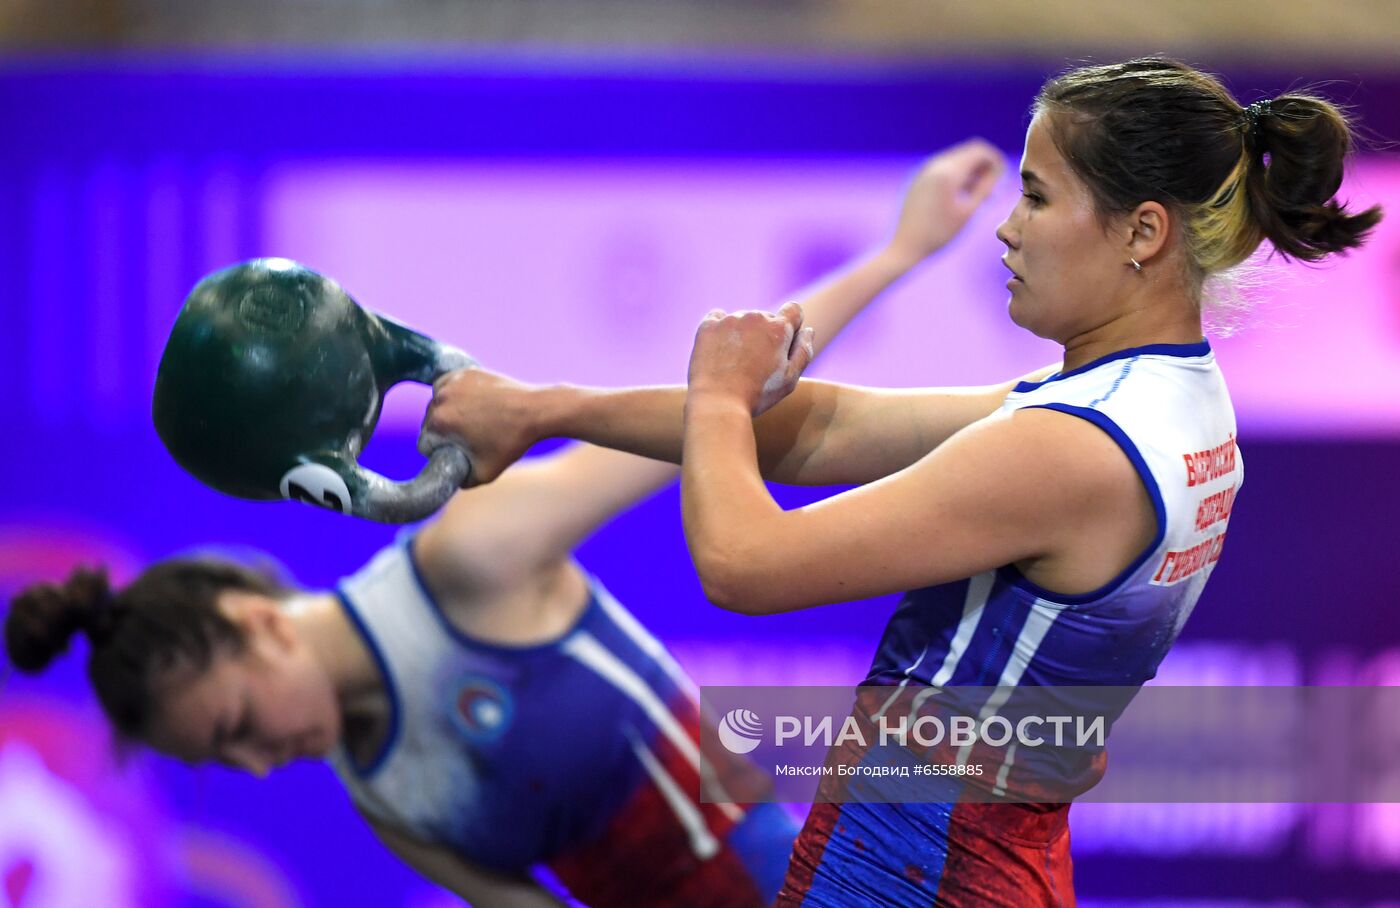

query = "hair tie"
[[70, 576, 121, 644], [90, 594, 128, 645], [1242, 99, 1273, 131]]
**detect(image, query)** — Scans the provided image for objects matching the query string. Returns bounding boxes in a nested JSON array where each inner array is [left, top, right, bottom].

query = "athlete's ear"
[[260, 603, 299, 652], [1124, 201, 1170, 265], [221, 592, 296, 653]]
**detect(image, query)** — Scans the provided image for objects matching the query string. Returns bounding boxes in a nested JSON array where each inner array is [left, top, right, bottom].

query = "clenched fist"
[[419, 368, 543, 486], [687, 301, 814, 417]]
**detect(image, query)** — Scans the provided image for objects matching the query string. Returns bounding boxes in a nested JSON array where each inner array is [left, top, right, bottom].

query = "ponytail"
[[1240, 94, 1382, 262], [5, 567, 116, 673]]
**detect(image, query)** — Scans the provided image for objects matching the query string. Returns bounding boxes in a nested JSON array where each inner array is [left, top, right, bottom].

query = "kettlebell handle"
[[349, 345, 477, 523]]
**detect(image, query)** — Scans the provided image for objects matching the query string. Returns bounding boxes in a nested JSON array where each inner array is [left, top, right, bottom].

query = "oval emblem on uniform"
[[451, 677, 514, 743]]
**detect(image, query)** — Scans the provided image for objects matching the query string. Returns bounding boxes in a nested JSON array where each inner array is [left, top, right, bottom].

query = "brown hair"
[[5, 559, 288, 740], [1035, 57, 1382, 286]]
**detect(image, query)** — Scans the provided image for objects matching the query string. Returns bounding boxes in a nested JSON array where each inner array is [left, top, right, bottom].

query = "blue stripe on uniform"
[[729, 803, 801, 903], [1011, 341, 1211, 393], [804, 795, 961, 905], [865, 578, 971, 686], [944, 578, 1033, 687]]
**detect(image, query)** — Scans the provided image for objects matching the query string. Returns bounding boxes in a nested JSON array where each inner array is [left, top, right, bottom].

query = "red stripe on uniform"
[[550, 697, 769, 907], [932, 802, 1075, 907], [774, 800, 843, 906]]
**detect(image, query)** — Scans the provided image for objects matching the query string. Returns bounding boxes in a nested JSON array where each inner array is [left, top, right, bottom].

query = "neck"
[[1059, 280, 1204, 374], [285, 593, 384, 717]]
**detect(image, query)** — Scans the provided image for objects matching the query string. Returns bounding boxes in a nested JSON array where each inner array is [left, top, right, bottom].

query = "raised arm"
[[788, 137, 1008, 359], [416, 139, 1012, 587], [687, 402, 1154, 615], [415, 248, 941, 591], [424, 140, 1038, 488]]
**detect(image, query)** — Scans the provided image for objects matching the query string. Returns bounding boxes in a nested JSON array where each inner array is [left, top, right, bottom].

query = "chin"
[[1007, 297, 1058, 341], [1006, 295, 1033, 332]]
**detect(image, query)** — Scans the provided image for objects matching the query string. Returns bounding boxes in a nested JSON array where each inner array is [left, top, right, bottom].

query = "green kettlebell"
[[153, 258, 475, 523]]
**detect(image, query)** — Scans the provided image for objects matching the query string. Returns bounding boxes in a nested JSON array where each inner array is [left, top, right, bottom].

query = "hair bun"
[[4, 567, 114, 674]]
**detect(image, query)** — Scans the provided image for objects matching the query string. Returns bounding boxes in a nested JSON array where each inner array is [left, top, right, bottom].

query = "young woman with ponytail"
[[420, 57, 1383, 905]]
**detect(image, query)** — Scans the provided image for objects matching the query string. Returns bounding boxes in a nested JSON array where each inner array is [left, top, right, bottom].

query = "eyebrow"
[[1020, 169, 1046, 187]]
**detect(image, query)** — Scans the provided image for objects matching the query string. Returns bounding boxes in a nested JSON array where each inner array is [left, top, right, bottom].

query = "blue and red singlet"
[[779, 342, 1243, 906], [328, 536, 795, 907]]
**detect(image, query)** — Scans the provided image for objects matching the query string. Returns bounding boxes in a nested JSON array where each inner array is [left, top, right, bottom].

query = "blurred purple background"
[[2, 56, 1399, 906]]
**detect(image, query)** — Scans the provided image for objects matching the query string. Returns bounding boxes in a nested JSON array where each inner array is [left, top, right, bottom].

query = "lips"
[[1001, 257, 1023, 282]]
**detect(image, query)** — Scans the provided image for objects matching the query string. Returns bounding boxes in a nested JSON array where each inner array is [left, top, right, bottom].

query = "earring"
[[1130, 257, 1142, 272]]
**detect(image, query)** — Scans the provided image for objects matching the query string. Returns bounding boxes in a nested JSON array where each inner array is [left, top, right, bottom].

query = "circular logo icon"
[[717, 708, 764, 754], [279, 463, 352, 514], [451, 677, 514, 744]]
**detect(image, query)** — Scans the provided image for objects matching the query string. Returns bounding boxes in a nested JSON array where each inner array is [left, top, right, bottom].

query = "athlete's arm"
[[425, 361, 1056, 491], [411, 246, 940, 596], [369, 819, 567, 907], [767, 137, 1010, 364], [412, 241, 930, 593], [423, 139, 1015, 489], [411, 243, 948, 592], [415, 140, 1011, 587], [684, 403, 1153, 615], [678, 307, 1149, 614], [415, 444, 675, 593]]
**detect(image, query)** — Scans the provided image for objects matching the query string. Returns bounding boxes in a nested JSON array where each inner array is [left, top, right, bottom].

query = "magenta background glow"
[[2, 59, 1399, 906], [265, 157, 1400, 435]]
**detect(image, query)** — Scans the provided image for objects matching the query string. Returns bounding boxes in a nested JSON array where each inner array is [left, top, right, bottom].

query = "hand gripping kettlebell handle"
[[351, 344, 477, 523]]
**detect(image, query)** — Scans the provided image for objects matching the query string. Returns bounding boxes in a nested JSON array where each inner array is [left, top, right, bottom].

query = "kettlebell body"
[[154, 258, 473, 522]]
